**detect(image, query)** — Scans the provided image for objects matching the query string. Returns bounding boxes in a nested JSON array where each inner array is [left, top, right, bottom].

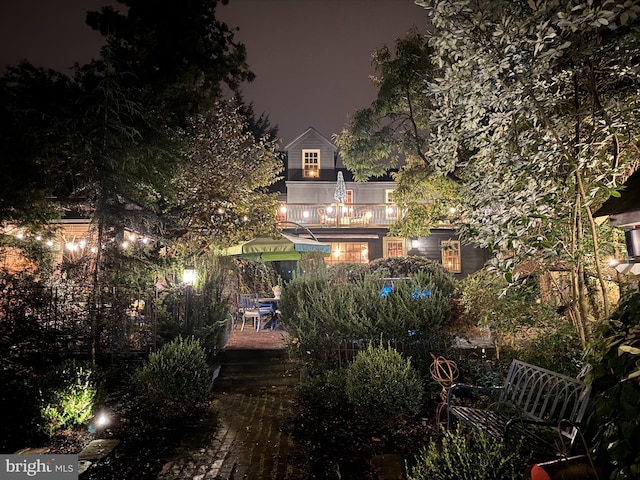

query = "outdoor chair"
[[238, 294, 259, 332], [255, 298, 275, 331]]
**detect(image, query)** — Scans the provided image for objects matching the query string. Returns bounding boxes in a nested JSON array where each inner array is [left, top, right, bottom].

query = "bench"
[[447, 359, 591, 456]]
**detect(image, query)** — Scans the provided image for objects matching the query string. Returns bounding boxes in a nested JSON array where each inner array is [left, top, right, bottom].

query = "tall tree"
[[0, 64, 76, 227], [335, 29, 459, 236], [417, 0, 640, 337], [85, 0, 255, 122], [172, 100, 283, 253]]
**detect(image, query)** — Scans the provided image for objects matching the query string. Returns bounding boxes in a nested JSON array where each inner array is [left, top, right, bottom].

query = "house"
[[594, 169, 640, 274], [276, 127, 491, 278]]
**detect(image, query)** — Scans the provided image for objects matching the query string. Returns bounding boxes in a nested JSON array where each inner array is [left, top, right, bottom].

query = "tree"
[[417, 0, 640, 339], [335, 29, 460, 236], [86, 0, 255, 122], [0, 63, 76, 227], [173, 100, 283, 252]]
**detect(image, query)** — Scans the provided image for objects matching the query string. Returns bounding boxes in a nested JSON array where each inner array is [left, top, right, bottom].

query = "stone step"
[[214, 348, 301, 391]]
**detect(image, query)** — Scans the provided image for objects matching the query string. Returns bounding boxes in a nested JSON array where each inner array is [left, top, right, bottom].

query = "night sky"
[[0, 0, 426, 145]]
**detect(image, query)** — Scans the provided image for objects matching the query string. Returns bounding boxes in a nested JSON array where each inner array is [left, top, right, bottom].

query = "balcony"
[[279, 203, 402, 228]]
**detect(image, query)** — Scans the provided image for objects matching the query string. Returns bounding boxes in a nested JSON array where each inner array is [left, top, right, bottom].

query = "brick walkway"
[[156, 327, 307, 480]]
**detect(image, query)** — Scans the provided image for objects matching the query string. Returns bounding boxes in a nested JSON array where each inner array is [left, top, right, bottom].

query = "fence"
[[0, 278, 164, 361]]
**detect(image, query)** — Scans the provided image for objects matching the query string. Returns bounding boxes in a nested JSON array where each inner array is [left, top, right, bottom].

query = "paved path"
[[157, 328, 306, 480]]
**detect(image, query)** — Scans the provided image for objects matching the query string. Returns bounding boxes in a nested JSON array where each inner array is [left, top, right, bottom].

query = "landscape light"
[[183, 265, 197, 285]]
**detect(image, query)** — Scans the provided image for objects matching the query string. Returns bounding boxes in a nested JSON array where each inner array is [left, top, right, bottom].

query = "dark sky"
[[0, 0, 427, 145]]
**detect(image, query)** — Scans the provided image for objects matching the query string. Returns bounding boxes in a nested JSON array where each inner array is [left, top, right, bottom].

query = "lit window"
[[277, 203, 287, 223], [383, 237, 406, 258], [385, 189, 398, 220], [441, 240, 461, 273], [385, 189, 395, 203], [346, 190, 353, 204], [303, 149, 320, 178], [325, 242, 369, 265]]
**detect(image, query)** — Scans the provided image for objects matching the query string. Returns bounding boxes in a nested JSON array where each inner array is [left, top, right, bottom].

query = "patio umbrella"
[[219, 232, 331, 261], [334, 171, 347, 204]]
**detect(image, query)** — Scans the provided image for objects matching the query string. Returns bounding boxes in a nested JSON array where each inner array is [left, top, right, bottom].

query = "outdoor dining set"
[[236, 292, 281, 332]]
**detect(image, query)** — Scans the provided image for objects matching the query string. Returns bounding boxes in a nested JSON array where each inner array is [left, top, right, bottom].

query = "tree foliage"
[[174, 101, 283, 249], [86, 0, 255, 121], [335, 29, 460, 236], [415, 0, 640, 332]]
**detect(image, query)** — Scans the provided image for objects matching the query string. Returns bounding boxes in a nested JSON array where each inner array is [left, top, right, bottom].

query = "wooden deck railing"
[[281, 203, 403, 227]]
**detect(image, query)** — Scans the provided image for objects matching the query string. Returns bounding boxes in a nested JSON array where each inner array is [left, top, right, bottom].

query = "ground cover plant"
[[408, 427, 525, 480], [39, 360, 106, 438]]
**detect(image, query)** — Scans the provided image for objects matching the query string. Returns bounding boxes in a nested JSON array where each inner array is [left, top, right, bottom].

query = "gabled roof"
[[283, 126, 337, 152]]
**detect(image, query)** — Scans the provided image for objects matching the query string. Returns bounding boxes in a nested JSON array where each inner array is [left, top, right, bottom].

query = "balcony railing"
[[279, 203, 402, 227]]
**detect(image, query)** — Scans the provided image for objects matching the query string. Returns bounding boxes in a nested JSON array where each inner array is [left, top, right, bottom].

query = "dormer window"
[[303, 149, 320, 178]]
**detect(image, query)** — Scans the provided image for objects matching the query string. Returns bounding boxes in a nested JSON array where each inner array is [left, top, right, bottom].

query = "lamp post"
[[183, 265, 196, 328]]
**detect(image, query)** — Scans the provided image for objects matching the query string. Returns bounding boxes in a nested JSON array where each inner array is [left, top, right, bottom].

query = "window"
[[441, 240, 461, 273], [325, 242, 369, 265], [345, 190, 353, 204], [385, 189, 398, 220], [385, 189, 395, 203], [302, 149, 320, 178], [383, 237, 406, 258]]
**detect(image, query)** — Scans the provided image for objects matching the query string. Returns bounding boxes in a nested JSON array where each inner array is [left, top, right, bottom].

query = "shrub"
[[515, 323, 584, 377], [39, 360, 105, 437], [457, 268, 571, 358], [134, 336, 210, 405], [345, 342, 423, 418], [585, 293, 640, 479], [408, 427, 524, 480], [281, 269, 453, 373]]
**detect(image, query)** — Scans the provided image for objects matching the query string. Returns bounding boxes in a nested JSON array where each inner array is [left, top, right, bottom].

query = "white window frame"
[[385, 189, 397, 220], [385, 189, 396, 203], [383, 237, 406, 258], [302, 149, 320, 178], [441, 240, 461, 273]]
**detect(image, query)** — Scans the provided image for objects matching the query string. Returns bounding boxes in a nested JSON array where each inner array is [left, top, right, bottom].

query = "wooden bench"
[[447, 359, 591, 456]]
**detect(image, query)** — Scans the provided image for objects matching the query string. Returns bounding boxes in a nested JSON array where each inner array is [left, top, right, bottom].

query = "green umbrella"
[[219, 232, 331, 261]]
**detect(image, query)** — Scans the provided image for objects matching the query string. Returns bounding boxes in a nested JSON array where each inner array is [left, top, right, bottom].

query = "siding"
[[407, 229, 490, 279]]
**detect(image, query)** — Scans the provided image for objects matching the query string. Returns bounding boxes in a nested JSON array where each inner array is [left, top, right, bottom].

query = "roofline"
[[283, 126, 337, 151]]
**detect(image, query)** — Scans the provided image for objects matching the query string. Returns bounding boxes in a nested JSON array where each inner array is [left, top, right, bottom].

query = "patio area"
[[225, 323, 290, 350]]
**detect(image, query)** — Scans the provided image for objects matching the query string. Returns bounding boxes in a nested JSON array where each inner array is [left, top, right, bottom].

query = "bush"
[[39, 360, 105, 437], [346, 342, 423, 418], [408, 427, 524, 480], [457, 268, 572, 358], [134, 336, 211, 405], [585, 293, 640, 479], [281, 268, 453, 373]]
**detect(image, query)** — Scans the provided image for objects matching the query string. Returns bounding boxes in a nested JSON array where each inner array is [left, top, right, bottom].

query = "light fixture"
[[279, 205, 287, 213], [183, 265, 197, 285], [411, 239, 420, 249], [303, 211, 310, 218]]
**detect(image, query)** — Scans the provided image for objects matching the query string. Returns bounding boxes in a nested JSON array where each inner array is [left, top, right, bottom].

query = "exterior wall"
[[407, 229, 491, 279], [286, 128, 337, 181], [282, 127, 491, 279]]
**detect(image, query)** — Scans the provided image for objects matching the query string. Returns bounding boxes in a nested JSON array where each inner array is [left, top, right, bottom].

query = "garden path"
[[156, 326, 308, 480]]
